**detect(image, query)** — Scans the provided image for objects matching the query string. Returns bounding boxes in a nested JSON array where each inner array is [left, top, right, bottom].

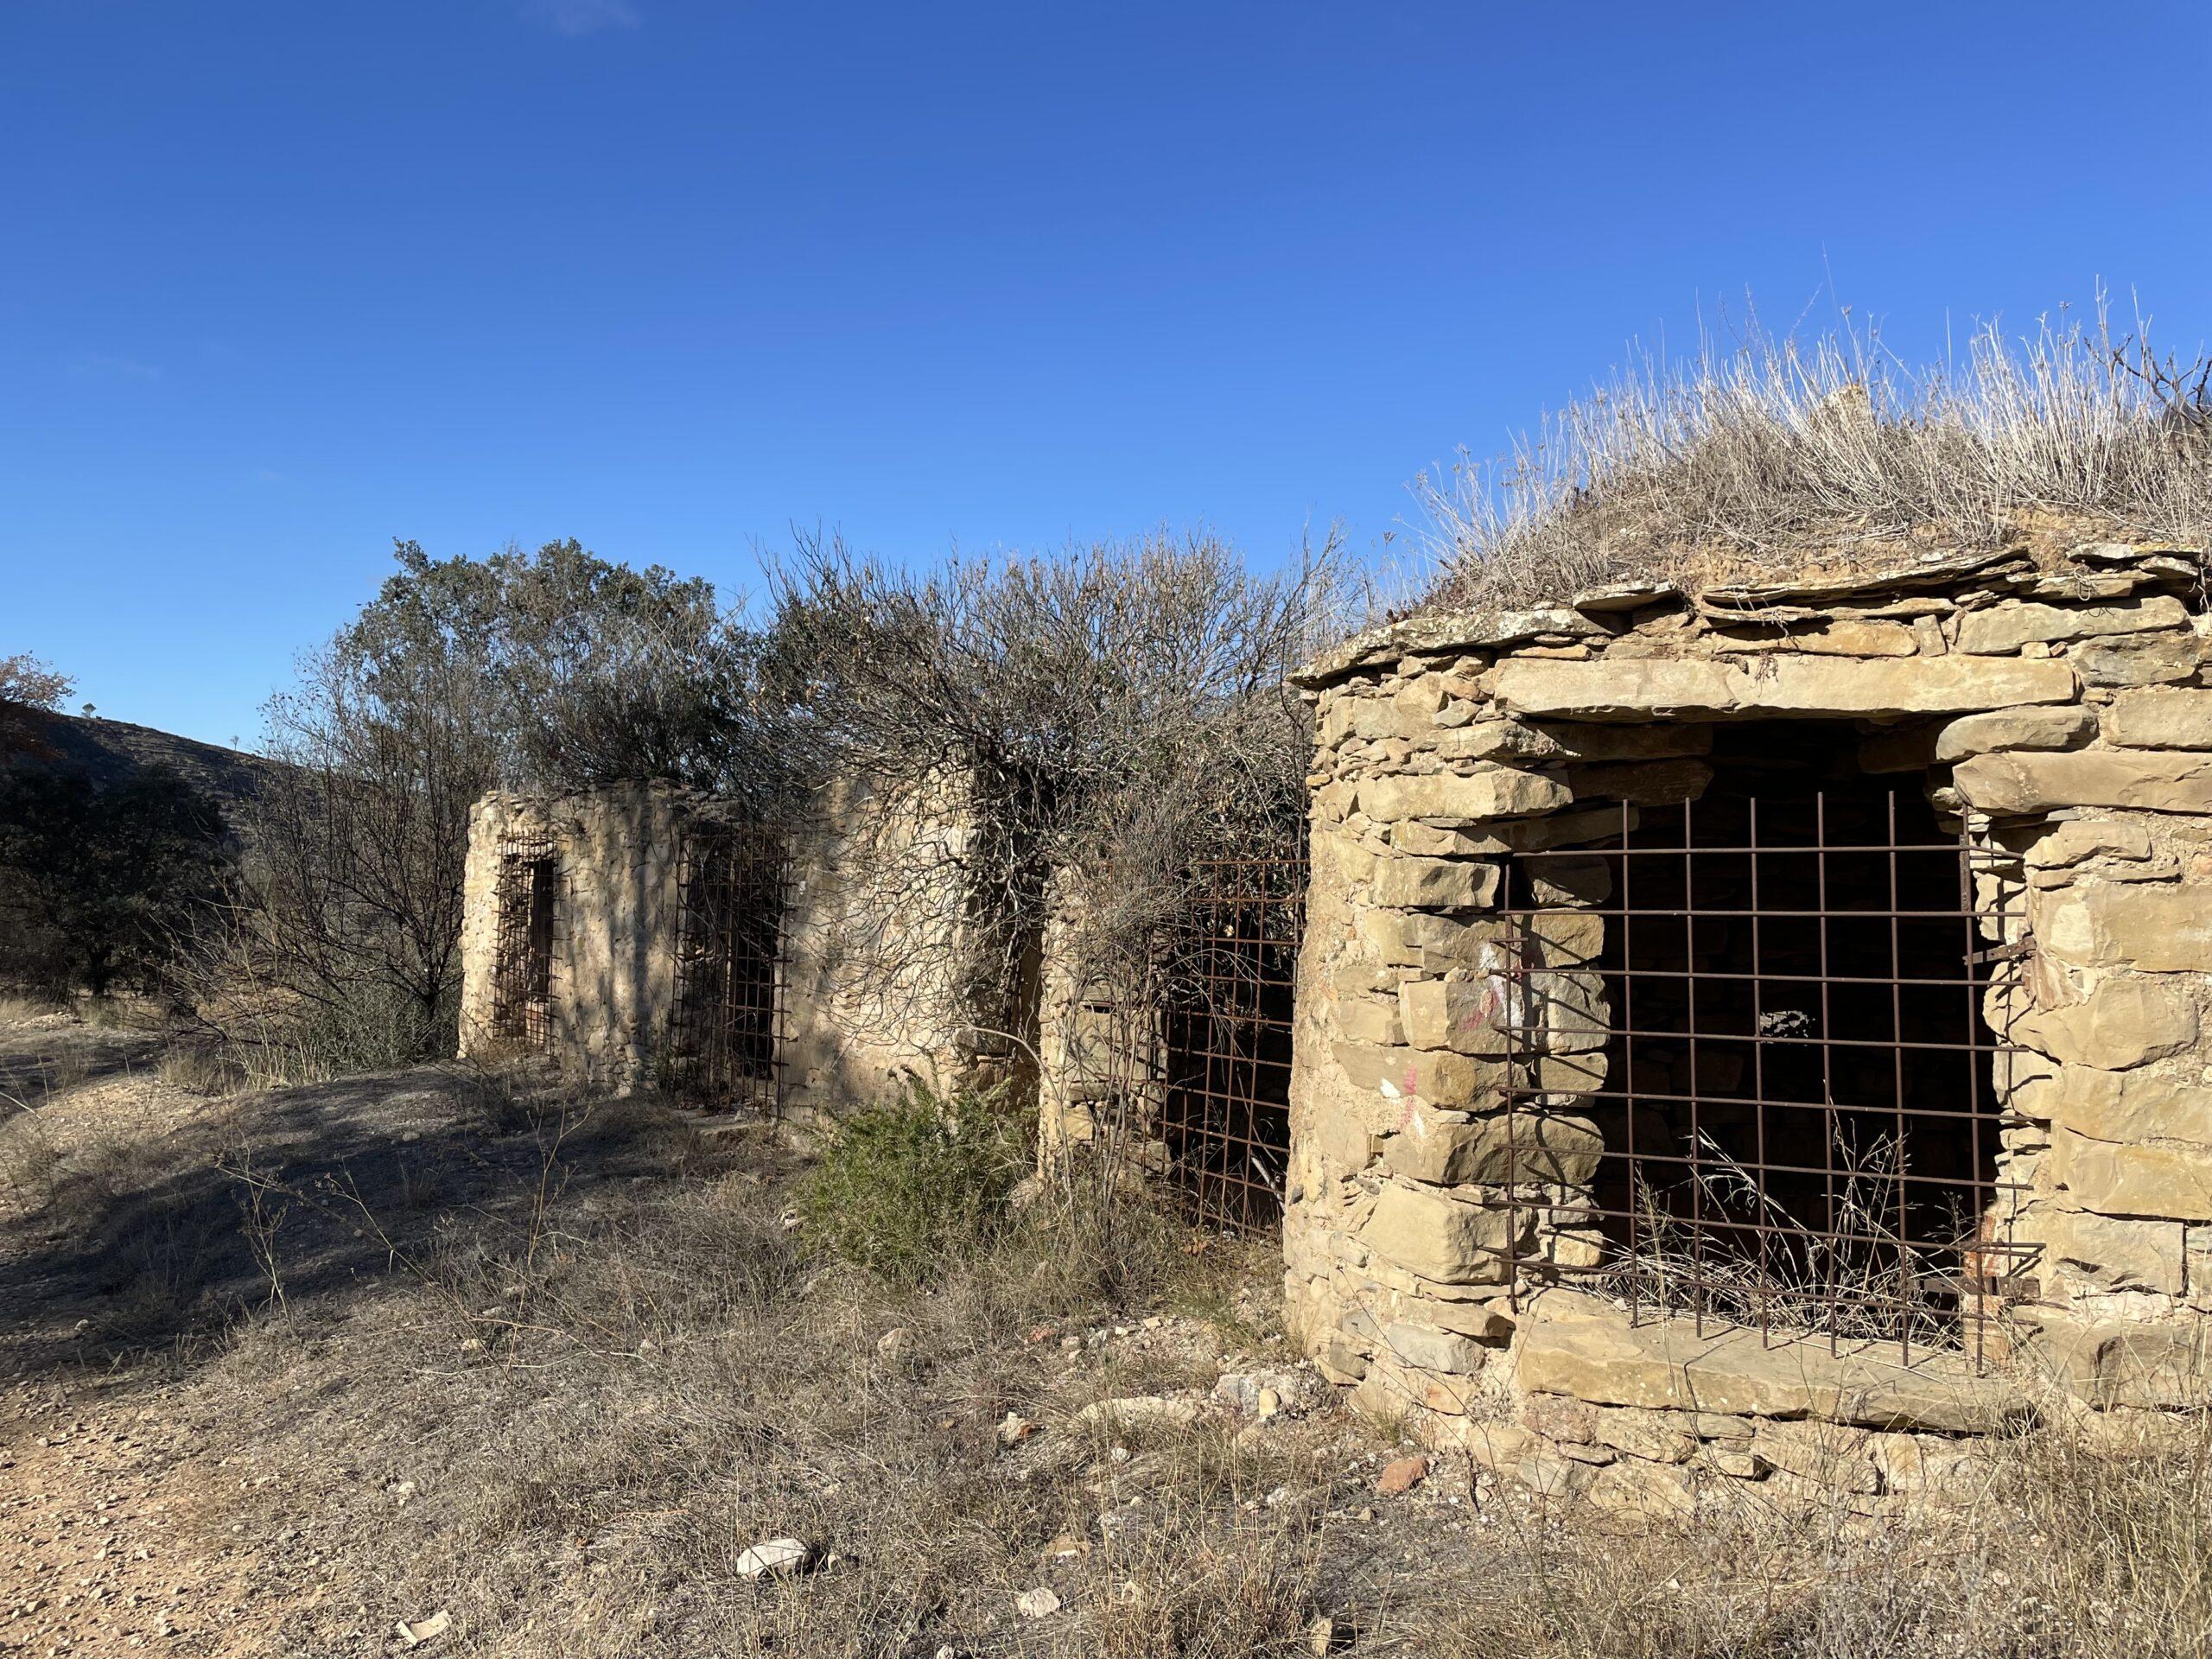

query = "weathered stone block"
[[1955, 750, 2212, 817], [1932, 704, 2096, 760], [2072, 631, 2202, 686], [2024, 1065, 2212, 1146], [2024, 820, 2153, 869], [2044, 1208, 2186, 1294], [2015, 975, 2198, 1070], [1368, 856, 1502, 910], [1358, 1183, 1523, 1283], [1713, 618, 1921, 657], [1953, 596, 2188, 653], [2039, 880, 2212, 970], [1337, 994, 1406, 1046], [1380, 1321, 1492, 1374], [1514, 1295, 2022, 1432], [1568, 757, 1714, 807], [1492, 655, 2075, 722], [1437, 720, 1714, 766], [1380, 1110, 1604, 1187], [2054, 1129, 2212, 1220], [1399, 974, 1508, 1055], [2103, 687, 2212, 749], [1584, 1459, 1700, 1516], [1357, 769, 1572, 823]]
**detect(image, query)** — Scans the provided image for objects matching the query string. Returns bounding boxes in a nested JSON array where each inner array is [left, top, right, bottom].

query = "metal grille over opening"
[[1499, 747, 2031, 1363], [492, 835, 560, 1050], [670, 827, 789, 1110], [1157, 846, 1306, 1231]]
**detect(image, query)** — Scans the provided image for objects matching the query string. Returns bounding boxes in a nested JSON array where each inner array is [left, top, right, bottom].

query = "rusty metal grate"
[[492, 835, 561, 1051], [669, 825, 789, 1111], [1497, 774, 2034, 1363], [1157, 845, 1307, 1232]]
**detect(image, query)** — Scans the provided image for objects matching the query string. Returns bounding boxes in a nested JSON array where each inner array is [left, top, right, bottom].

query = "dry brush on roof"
[[1421, 301, 2212, 613]]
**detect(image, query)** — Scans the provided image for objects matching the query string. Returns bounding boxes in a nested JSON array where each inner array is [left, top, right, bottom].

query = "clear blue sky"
[[5, 1, 2209, 747]]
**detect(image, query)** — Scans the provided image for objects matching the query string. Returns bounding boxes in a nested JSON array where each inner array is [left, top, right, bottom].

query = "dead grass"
[[6, 1015, 2210, 1657], [1421, 292, 2212, 611]]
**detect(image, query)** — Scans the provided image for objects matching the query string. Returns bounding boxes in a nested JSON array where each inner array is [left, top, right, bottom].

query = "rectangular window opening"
[[1502, 722, 2027, 1358]]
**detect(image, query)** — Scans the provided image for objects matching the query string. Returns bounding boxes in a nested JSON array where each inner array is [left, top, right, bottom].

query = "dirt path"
[[0, 1016, 296, 1658]]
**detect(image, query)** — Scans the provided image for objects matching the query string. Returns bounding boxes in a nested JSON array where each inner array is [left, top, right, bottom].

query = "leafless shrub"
[[762, 528, 1345, 1113], [1596, 1128, 1977, 1350], [1423, 292, 2212, 609], [0, 653, 74, 760]]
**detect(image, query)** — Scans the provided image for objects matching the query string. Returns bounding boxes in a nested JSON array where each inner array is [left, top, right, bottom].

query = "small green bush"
[[796, 1078, 1031, 1281]]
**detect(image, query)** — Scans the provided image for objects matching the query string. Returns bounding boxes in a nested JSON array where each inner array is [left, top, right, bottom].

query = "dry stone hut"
[[456, 778, 1025, 1118], [1287, 538, 2212, 1508]]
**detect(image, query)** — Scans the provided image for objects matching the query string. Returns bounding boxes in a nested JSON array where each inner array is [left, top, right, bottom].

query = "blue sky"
[[5, 1, 2209, 747]]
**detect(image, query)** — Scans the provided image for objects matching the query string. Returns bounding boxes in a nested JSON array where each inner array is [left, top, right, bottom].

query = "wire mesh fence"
[[1155, 845, 1307, 1232], [668, 826, 789, 1111], [1497, 781, 2034, 1364], [491, 833, 561, 1051]]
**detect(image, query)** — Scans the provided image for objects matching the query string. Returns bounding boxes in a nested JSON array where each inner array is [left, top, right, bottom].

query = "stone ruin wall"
[[777, 772, 1024, 1121], [457, 778, 1017, 1120], [1286, 540, 2212, 1515], [458, 786, 686, 1085]]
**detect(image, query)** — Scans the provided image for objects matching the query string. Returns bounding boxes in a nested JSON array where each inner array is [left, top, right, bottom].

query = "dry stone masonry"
[[1286, 539, 2212, 1512]]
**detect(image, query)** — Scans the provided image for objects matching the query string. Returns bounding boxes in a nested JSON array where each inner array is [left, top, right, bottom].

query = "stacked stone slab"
[[1286, 540, 2212, 1510]]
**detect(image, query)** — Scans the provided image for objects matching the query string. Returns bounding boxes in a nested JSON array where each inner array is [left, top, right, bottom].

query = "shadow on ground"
[[0, 1040, 710, 1388]]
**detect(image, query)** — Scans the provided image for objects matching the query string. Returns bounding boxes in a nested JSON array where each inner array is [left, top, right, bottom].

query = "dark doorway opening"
[[671, 829, 787, 1109], [494, 842, 560, 1049], [1157, 853, 1305, 1232]]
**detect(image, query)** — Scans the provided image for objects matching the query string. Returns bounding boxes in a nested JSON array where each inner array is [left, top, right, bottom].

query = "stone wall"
[[1287, 540, 2212, 1510], [458, 786, 689, 1086], [459, 776, 1020, 1116]]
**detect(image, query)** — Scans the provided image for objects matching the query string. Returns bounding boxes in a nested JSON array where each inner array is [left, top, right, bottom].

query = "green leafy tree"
[[239, 539, 772, 1065]]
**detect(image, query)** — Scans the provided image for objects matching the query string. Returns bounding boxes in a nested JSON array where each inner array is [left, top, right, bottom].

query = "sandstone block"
[[1337, 994, 1406, 1046], [2103, 687, 2212, 749], [2054, 1129, 2212, 1220], [1515, 1296, 2021, 1432], [1933, 704, 2096, 760], [2021, 1065, 2212, 1145], [1437, 720, 1714, 766], [2044, 1207, 2186, 1294], [1380, 1110, 1604, 1187], [1399, 973, 1508, 1054], [1568, 757, 1714, 806], [2072, 631, 2202, 686], [1367, 856, 1502, 910], [2053, 1319, 2212, 1409], [1955, 750, 2212, 817], [2038, 880, 2212, 970], [1357, 769, 1572, 823], [2015, 975, 2198, 1070], [2024, 820, 2153, 869], [1330, 1039, 1593, 1107], [1380, 1321, 1491, 1374], [1711, 618, 1918, 657], [1953, 596, 2188, 653], [1584, 1458, 1700, 1517], [1492, 655, 2074, 722], [1358, 1183, 1523, 1284]]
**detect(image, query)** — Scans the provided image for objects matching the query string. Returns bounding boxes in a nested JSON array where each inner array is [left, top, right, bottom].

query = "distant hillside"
[[7, 709, 282, 827]]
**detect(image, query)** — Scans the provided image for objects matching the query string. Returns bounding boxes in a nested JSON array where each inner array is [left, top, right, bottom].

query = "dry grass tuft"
[[1422, 294, 2212, 611]]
